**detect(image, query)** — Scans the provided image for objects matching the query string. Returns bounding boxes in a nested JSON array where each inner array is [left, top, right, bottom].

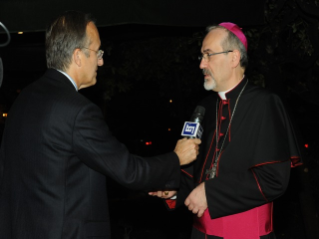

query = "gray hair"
[[45, 11, 95, 71], [206, 25, 248, 69]]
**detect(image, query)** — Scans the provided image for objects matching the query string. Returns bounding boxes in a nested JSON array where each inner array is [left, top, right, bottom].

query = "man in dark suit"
[[0, 11, 200, 239]]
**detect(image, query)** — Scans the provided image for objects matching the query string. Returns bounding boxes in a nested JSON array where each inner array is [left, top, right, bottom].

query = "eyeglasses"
[[198, 50, 233, 61], [82, 47, 104, 60]]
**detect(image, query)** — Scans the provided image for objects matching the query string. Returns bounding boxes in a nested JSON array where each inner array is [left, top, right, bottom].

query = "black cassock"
[[168, 78, 302, 239]]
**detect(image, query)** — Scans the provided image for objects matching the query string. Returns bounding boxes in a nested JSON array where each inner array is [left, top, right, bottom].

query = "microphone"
[[181, 106, 205, 139]]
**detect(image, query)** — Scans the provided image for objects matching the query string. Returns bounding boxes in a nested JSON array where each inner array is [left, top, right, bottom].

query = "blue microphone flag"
[[181, 121, 203, 139], [181, 105, 205, 139]]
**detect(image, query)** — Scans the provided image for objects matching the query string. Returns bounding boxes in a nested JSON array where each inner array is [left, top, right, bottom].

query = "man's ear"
[[231, 49, 241, 68], [73, 48, 82, 67]]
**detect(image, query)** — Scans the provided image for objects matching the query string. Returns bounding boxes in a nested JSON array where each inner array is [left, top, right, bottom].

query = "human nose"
[[199, 58, 206, 69]]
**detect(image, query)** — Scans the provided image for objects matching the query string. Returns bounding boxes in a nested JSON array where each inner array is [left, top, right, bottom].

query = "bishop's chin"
[[204, 79, 216, 91]]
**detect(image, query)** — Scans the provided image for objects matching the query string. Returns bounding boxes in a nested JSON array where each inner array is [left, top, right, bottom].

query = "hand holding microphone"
[[174, 137, 201, 165], [149, 106, 206, 199], [174, 106, 206, 165]]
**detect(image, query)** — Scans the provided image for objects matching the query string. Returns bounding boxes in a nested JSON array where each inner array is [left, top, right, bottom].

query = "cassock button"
[[222, 100, 229, 105], [219, 132, 224, 137], [221, 116, 226, 121]]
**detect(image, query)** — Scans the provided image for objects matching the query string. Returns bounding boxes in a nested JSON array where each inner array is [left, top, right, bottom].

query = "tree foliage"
[[93, 0, 319, 210], [97, 30, 208, 123], [259, 0, 319, 214]]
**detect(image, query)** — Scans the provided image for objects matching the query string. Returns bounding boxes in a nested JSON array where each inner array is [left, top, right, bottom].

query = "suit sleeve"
[[205, 93, 299, 219], [72, 103, 180, 191]]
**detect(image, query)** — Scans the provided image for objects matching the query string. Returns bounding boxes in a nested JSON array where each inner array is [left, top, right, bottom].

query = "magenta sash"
[[193, 202, 273, 239]]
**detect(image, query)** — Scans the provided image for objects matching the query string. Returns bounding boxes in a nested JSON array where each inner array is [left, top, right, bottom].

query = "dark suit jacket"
[[0, 69, 180, 239]]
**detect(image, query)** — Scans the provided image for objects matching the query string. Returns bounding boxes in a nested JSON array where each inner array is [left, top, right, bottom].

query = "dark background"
[[1, 0, 319, 238], [0, 0, 265, 32]]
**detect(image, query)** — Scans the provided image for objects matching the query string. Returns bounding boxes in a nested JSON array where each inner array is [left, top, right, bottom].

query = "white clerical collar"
[[57, 69, 78, 91], [218, 91, 227, 100], [218, 75, 245, 100]]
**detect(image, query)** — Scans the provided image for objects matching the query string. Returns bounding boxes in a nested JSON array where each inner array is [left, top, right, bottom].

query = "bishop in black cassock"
[[161, 22, 302, 239]]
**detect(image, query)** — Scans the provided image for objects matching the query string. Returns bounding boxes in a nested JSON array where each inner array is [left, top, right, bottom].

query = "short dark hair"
[[45, 11, 95, 71], [206, 25, 248, 69]]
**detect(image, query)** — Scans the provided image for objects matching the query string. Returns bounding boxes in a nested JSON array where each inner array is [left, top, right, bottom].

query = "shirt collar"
[[57, 70, 78, 91], [218, 75, 245, 100]]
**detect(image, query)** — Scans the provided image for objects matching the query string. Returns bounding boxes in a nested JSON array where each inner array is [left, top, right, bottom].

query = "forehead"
[[86, 21, 101, 46], [201, 28, 227, 52]]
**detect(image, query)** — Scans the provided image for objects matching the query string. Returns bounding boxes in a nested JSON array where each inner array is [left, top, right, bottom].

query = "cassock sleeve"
[[72, 102, 180, 191], [205, 161, 290, 218], [176, 167, 196, 207], [164, 165, 196, 210], [205, 92, 301, 219]]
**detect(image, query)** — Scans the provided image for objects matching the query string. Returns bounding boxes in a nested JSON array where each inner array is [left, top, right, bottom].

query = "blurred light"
[[305, 144, 309, 148], [2, 113, 8, 118], [168, 128, 171, 131], [169, 99, 173, 103], [145, 141, 152, 146], [18, 32, 23, 35]]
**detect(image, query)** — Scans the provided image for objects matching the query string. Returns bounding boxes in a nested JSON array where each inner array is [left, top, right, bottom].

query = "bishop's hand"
[[185, 182, 207, 217]]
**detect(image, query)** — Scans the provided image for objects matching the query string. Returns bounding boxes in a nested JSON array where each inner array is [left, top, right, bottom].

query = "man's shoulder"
[[16, 70, 93, 111], [245, 83, 282, 103], [22, 69, 73, 90]]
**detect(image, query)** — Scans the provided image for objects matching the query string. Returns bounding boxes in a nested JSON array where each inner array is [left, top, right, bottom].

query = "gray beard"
[[203, 69, 216, 91], [204, 78, 216, 91]]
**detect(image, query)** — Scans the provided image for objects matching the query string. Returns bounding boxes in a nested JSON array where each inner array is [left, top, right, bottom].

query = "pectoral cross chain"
[[206, 163, 217, 179]]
